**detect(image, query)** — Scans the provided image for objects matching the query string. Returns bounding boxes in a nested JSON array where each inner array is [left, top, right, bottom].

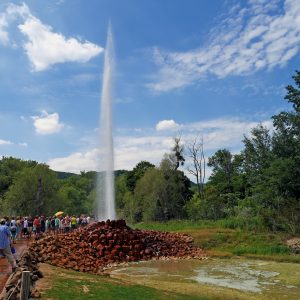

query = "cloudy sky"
[[0, 0, 299, 176]]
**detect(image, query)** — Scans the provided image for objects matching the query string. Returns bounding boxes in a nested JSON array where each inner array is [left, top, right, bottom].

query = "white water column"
[[97, 24, 116, 220]]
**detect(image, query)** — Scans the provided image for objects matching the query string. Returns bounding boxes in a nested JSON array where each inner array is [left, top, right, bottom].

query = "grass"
[[41, 265, 209, 300], [133, 220, 298, 263], [131, 219, 220, 231], [232, 245, 290, 256]]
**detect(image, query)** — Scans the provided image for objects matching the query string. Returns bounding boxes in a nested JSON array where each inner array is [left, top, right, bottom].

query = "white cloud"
[[0, 3, 103, 71], [182, 118, 273, 151], [31, 111, 64, 135], [156, 120, 180, 131], [114, 135, 173, 170], [48, 135, 173, 174], [0, 139, 13, 145], [19, 17, 103, 71], [47, 117, 272, 174], [48, 149, 100, 174], [150, 0, 300, 92], [0, 3, 31, 45]]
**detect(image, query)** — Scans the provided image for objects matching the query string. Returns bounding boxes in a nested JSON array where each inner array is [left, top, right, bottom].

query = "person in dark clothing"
[[51, 218, 55, 232], [40, 216, 46, 233]]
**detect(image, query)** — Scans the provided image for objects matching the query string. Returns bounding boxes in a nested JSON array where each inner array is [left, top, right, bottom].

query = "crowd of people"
[[0, 214, 91, 272]]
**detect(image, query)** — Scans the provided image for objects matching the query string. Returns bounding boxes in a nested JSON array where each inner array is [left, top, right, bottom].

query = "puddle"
[[110, 258, 300, 299], [191, 261, 280, 292]]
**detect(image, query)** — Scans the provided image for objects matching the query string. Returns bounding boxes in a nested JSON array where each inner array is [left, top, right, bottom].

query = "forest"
[[0, 71, 299, 234]]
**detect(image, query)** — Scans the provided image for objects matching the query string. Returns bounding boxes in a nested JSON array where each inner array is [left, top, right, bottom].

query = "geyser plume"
[[97, 24, 116, 220]]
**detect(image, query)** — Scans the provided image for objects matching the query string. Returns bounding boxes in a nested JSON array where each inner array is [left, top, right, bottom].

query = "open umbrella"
[[55, 211, 64, 217]]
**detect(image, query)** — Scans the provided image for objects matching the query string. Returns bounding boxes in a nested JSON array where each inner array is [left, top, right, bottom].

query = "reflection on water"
[[110, 258, 300, 298]]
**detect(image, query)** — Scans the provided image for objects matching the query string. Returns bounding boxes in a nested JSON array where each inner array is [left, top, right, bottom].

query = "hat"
[[0, 219, 5, 224]]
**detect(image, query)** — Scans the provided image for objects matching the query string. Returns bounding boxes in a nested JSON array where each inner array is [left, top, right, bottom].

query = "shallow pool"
[[109, 258, 300, 299]]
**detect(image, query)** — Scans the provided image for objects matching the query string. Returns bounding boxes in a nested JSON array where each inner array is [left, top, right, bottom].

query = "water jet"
[[97, 23, 116, 221]]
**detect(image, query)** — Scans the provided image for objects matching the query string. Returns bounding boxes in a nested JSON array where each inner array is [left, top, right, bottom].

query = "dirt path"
[[0, 239, 29, 293]]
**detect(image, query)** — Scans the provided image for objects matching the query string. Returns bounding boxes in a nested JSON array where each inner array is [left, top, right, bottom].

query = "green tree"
[[57, 171, 97, 215], [206, 149, 245, 217], [249, 158, 300, 231], [0, 156, 37, 198], [130, 157, 191, 222], [134, 168, 165, 222], [208, 149, 236, 193], [125, 161, 155, 192], [158, 157, 191, 220], [115, 174, 127, 209], [271, 70, 300, 202], [3, 164, 59, 216], [272, 70, 300, 159], [238, 71, 300, 231], [242, 124, 273, 193]]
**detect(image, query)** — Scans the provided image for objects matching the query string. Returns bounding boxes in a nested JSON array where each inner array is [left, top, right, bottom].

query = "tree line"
[[0, 71, 299, 233], [190, 70, 300, 233]]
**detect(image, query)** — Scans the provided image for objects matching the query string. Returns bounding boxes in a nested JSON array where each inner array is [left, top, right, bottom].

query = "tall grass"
[[132, 216, 266, 232], [131, 219, 219, 231], [215, 216, 266, 231], [232, 245, 290, 256]]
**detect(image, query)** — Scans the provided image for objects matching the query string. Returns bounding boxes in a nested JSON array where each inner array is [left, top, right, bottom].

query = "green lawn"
[[41, 266, 209, 300]]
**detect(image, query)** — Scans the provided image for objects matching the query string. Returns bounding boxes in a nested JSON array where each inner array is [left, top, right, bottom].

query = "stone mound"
[[29, 219, 206, 274], [286, 237, 300, 253]]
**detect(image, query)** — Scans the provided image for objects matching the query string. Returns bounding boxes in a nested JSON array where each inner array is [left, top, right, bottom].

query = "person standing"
[[45, 217, 50, 233], [10, 218, 17, 244], [40, 216, 46, 234], [54, 216, 60, 234], [0, 219, 17, 272], [23, 217, 29, 238], [50, 217, 55, 232], [71, 216, 77, 230], [33, 216, 41, 240], [16, 217, 22, 240], [28, 217, 33, 238]]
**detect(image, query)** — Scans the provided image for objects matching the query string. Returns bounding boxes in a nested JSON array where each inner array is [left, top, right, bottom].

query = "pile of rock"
[[286, 237, 300, 253], [0, 250, 42, 300], [29, 219, 206, 274]]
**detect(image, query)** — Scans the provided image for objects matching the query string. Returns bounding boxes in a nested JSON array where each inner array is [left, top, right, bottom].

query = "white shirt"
[[23, 219, 28, 228]]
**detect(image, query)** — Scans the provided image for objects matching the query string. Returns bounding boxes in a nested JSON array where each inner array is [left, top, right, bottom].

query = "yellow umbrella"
[[55, 211, 64, 217]]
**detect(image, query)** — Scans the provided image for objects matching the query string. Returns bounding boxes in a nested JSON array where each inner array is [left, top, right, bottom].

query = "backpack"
[[11, 224, 17, 233]]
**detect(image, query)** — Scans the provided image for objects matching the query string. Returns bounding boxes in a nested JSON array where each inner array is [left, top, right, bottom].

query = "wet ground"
[[0, 240, 29, 293], [109, 258, 300, 299]]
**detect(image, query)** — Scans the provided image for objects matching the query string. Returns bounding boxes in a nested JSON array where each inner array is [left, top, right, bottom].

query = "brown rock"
[[28, 219, 206, 274]]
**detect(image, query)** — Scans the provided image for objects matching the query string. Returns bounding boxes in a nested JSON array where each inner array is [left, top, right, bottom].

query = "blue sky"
[[0, 0, 299, 176]]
